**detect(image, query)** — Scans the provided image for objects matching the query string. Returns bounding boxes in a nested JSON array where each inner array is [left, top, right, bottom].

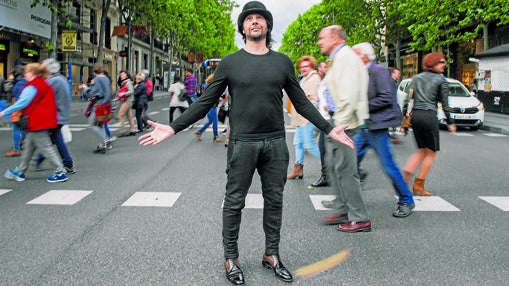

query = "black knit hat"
[[237, 1, 273, 35]]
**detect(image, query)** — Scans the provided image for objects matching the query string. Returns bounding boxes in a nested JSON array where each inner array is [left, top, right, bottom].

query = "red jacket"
[[23, 77, 57, 131]]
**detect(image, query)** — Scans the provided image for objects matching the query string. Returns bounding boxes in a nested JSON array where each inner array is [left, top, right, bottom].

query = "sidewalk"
[[482, 112, 509, 135]]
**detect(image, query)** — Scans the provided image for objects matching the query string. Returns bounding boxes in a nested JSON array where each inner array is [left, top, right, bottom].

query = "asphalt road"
[[0, 94, 508, 285]]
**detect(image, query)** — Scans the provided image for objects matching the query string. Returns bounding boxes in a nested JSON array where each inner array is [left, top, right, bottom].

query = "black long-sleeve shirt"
[[169, 49, 333, 140]]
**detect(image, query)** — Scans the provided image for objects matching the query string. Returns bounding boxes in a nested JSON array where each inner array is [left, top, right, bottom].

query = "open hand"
[[138, 120, 175, 146], [328, 125, 354, 149]]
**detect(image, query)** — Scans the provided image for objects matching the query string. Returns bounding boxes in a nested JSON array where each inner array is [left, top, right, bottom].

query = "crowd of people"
[[138, 1, 456, 285], [0, 60, 167, 182], [0, 1, 457, 284]]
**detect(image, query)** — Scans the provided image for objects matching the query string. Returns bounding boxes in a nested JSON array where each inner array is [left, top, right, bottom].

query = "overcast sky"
[[231, 0, 322, 50]]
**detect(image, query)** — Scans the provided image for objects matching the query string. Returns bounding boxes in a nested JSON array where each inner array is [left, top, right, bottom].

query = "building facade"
[[0, 0, 171, 97]]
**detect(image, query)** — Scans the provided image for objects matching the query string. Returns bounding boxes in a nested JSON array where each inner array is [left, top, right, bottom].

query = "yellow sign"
[[62, 30, 77, 52]]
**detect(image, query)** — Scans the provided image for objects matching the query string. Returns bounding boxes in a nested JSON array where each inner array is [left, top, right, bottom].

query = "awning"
[[112, 25, 128, 37]]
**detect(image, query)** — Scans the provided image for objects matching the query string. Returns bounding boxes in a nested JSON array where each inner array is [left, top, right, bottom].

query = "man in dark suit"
[[352, 42, 415, 218]]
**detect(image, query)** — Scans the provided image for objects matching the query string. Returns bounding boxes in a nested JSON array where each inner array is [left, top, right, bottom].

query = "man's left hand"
[[328, 125, 354, 149], [138, 120, 175, 146]]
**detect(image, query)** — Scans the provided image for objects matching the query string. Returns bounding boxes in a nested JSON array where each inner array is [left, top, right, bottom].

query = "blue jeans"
[[293, 122, 320, 164], [35, 125, 74, 168], [0, 99, 6, 112], [355, 128, 414, 205], [223, 136, 289, 259], [197, 107, 218, 137], [11, 122, 26, 151]]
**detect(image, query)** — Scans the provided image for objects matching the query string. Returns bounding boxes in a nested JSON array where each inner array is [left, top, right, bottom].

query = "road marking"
[[295, 249, 350, 279], [122, 192, 181, 207], [479, 196, 509, 211], [221, 193, 264, 209], [312, 195, 461, 211], [309, 195, 336, 210], [484, 133, 507, 137], [454, 133, 474, 136], [69, 128, 87, 131], [412, 196, 460, 211], [27, 190, 93, 205], [161, 108, 169, 111], [0, 189, 13, 197], [148, 111, 160, 115]]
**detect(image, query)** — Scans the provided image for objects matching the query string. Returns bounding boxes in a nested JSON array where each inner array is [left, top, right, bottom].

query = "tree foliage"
[[280, 0, 384, 65], [279, 0, 509, 68]]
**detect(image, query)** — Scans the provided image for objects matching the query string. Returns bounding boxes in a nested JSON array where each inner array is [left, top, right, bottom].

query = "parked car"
[[397, 77, 485, 130]]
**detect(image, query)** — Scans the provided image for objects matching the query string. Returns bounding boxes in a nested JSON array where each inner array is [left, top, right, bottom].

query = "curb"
[[481, 125, 509, 135]]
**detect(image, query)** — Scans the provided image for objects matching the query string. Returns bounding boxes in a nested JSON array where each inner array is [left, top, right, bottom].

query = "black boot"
[[311, 175, 329, 187]]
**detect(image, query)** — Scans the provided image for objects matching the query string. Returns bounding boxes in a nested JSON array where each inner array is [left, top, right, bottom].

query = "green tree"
[[398, 0, 509, 52], [280, 0, 384, 66]]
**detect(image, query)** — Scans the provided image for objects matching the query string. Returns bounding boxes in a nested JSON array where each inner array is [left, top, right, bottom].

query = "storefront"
[[400, 53, 419, 79], [0, 0, 51, 73]]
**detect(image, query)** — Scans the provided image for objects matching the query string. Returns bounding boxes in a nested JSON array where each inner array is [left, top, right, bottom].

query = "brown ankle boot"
[[403, 170, 412, 185], [413, 178, 431, 196], [287, 163, 303, 179]]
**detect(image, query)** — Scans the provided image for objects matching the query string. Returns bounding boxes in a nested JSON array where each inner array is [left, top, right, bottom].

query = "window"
[[90, 9, 97, 45], [105, 18, 111, 49]]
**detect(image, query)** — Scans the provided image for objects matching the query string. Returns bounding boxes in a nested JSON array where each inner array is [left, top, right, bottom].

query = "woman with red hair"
[[402, 52, 456, 196]]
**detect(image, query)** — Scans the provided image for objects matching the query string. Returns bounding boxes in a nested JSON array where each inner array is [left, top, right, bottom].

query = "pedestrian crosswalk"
[[1, 189, 508, 211]]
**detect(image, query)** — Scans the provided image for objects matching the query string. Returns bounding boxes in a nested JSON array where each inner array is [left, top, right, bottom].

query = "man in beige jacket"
[[318, 25, 372, 233]]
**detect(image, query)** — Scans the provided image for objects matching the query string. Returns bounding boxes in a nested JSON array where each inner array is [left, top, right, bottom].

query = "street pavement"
[[0, 91, 508, 285]]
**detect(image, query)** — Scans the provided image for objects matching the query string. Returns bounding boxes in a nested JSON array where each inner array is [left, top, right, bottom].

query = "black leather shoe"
[[262, 255, 293, 282], [392, 203, 415, 218], [359, 170, 368, 184], [310, 176, 330, 187], [225, 259, 244, 285]]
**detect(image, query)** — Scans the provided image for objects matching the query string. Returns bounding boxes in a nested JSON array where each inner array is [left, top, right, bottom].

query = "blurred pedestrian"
[[115, 70, 137, 136], [317, 25, 372, 233], [352, 42, 414, 218], [168, 74, 188, 123], [389, 67, 402, 144], [287, 55, 321, 180], [1, 63, 68, 183], [184, 68, 198, 103], [133, 73, 148, 133], [4, 66, 26, 157], [81, 64, 113, 154], [309, 61, 331, 188], [32, 58, 76, 174], [194, 73, 224, 143], [140, 69, 156, 128], [139, 2, 353, 284], [402, 52, 456, 196]]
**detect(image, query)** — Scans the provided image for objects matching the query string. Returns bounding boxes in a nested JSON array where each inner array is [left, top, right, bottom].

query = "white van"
[[397, 78, 485, 130]]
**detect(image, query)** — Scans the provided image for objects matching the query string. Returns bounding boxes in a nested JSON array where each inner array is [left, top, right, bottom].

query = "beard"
[[246, 32, 267, 42]]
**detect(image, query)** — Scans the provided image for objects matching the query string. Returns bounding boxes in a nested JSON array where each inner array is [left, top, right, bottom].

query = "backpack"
[[178, 87, 189, 101], [146, 79, 154, 101]]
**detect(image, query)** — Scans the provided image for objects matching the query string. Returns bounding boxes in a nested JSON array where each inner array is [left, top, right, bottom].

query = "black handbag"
[[14, 114, 29, 131], [218, 105, 228, 123]]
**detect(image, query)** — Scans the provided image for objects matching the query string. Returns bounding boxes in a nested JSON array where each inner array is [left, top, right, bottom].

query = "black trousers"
[[169, 106, 187, 123], [223, 136, 289, 259]]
